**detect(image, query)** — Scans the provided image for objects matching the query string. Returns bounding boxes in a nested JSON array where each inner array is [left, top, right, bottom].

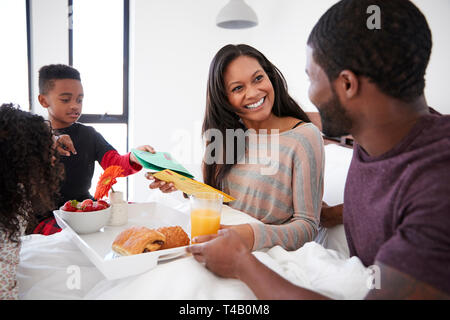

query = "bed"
[[17, 139, 373, 300]]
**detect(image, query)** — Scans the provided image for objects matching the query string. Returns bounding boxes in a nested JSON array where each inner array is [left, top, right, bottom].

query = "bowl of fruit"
[[57, 199, 112, 234]]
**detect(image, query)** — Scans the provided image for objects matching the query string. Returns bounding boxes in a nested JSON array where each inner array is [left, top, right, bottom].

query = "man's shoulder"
[[420, 112, 450, 140]]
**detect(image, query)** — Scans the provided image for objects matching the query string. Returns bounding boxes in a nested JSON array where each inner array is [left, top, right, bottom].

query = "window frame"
[[68, 0, 131, 197], [26, 0, 32, 111], [68, 0, 130, 130]]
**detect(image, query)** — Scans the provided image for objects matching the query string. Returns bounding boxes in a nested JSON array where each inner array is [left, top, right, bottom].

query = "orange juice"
[[190, 208, 221, 241]]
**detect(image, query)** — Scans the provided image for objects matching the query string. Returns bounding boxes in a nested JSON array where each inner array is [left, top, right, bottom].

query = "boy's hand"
[[53, 134, 77, 156], [130, 145, 155, 165], [145, 172, 177, 193]]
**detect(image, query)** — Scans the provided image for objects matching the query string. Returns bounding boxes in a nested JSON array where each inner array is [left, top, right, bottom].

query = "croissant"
[[112, 226, 166, 256], [157, 226, 190, 249]]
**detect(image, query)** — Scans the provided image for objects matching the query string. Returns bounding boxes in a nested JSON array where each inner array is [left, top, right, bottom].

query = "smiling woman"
[[149, 44, 325, 252]]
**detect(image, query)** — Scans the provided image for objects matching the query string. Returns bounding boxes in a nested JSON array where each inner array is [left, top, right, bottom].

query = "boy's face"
[[38, 79, 84, 129]]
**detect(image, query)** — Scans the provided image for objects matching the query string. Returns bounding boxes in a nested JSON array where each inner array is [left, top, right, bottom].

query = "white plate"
[[54, 202, 190, 280]]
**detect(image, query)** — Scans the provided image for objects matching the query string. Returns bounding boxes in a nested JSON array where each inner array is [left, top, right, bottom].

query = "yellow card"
[[152, 169, 236, 203]]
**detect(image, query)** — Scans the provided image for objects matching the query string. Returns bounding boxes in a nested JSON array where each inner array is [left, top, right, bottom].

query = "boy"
[[33, 64, 153, 235]]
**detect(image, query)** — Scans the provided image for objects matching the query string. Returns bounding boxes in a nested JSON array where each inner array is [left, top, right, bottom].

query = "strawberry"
[[95, 204, 107, 211], [97, 200, 109, 208], [80, 199, 94, 210], [62, 200, 78, 212], [82, 204, 94, 212]]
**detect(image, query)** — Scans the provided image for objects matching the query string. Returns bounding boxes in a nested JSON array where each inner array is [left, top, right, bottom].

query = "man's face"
[[305, 46, 352, 137], [39, 79, 84, 129]]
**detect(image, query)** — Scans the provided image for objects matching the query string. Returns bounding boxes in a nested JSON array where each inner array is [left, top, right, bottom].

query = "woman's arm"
[[250, 126, 325, 251]]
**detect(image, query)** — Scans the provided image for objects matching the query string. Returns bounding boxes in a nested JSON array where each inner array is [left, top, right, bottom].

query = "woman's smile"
[[245, 97, 265, 110]]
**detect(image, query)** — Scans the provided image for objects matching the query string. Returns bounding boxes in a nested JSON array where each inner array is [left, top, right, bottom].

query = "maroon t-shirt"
[[343, 112, 450, 294]]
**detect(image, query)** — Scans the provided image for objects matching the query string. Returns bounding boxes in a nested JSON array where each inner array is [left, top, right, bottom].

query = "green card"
[[131, 149, 194, 179]]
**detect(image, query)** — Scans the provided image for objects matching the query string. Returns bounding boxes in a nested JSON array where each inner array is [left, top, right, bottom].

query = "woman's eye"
[[60, 99, 70, 103], [231, 85, 243, 93], [255, 75, 263, 82]]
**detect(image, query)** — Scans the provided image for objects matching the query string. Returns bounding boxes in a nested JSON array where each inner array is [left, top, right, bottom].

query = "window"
[[0, 0, 30, 110], [71, 0, 130, 198]]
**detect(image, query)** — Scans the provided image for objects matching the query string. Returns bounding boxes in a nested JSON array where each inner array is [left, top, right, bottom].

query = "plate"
[[54, 202, 191, 280], [104, 247, 186, 261]]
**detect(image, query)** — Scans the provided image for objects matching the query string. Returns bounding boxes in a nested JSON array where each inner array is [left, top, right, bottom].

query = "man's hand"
[[219, 224, 254, 251], [187, 227, 329, 299], [186, 228, 252, 279], [320, 203, 343, 228], [53, 134, 77, 156], [129, 145, 155, 165]]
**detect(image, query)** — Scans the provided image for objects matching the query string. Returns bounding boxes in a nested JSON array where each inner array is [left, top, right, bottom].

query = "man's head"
[[306, 0, 432, 137], [38, 64, 84, 129]]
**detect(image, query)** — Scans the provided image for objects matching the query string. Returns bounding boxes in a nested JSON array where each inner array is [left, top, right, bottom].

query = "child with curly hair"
[[0, 103, 64, 299]]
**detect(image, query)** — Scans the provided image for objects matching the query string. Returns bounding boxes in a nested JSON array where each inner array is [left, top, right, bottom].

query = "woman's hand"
[[130, 145, 155, 165], [145, 172, 177, 193]]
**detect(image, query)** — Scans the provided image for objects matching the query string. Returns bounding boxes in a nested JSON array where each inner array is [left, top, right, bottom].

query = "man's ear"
[[38, 94, 50, 108], [335, 70, 359, 100]]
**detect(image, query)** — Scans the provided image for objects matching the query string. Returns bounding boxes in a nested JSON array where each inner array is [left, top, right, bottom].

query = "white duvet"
[[17, 228, 369, 300], [18, 144, 368, 300]]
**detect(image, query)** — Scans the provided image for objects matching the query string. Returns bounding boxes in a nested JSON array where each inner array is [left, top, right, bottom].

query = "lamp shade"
[[216, 0, 258, 29]]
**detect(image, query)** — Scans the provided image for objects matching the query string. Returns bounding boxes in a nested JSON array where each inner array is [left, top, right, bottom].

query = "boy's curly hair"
[[0, 103, 64, 242]]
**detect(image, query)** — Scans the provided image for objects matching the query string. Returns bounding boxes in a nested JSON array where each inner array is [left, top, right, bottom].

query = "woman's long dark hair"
[[202, 44, 310, 190], [0, 104, 64, 242]]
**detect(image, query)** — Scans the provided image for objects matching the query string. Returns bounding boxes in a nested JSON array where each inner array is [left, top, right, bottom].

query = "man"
[[187, 0, 450, 299]]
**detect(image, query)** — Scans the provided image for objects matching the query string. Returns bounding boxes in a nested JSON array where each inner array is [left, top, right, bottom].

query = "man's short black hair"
[[38, 64, 81, 94], [307, 0, 432, 102]]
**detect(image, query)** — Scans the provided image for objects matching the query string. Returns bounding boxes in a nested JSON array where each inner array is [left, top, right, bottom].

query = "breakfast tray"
[[54, 202, 190, 280]]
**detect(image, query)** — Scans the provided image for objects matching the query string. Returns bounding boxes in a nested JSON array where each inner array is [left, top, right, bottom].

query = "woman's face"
[[223, 55, 275, 126]]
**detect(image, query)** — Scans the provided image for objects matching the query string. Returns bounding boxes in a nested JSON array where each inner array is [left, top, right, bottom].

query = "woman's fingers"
[[147, 176, 177, 192]]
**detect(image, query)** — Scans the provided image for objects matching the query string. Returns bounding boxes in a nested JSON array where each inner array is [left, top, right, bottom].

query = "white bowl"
[[56, 206, 112, 234]]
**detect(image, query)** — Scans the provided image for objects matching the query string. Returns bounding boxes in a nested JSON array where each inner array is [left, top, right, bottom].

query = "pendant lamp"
[[216, 0, 258, 29]]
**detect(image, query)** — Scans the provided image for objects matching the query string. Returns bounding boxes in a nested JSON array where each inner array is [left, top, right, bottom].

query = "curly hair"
[[307, 0, 432, 102], [0, 104, 64, 242]]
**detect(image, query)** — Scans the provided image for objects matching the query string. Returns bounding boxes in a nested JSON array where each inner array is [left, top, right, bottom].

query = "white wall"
[[18, 0, 450, 202], [412, 0, 450, 113], [129, 0, 450, 202], [0, 0, 29, 109], [129, 0, 338, 202]]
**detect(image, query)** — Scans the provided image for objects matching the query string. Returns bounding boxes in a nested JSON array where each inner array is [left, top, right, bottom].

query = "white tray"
[[54, 202, 190, 280]]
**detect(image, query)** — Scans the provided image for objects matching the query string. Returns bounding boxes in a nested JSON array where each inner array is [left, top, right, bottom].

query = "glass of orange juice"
[[189, 192, 223, 242]]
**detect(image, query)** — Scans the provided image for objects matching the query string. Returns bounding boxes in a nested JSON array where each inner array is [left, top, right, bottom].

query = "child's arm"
[[100, 145, 155, 176]]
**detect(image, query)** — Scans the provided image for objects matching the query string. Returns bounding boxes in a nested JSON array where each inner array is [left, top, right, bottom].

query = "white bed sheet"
[[18, 144, 368, 300], [316, 144, 354, 256]]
